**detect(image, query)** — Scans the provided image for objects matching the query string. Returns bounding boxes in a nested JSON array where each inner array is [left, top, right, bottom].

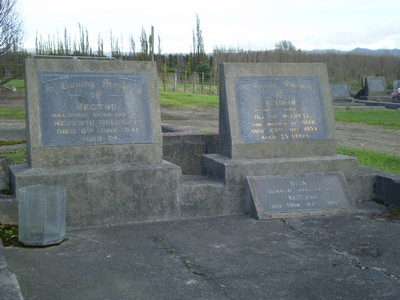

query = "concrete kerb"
[[0, 240, 23, 300]]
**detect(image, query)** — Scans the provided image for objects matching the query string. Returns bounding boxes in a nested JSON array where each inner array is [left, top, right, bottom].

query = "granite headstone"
[[218, 63, 337, 159], [24, 59, 162, 167]]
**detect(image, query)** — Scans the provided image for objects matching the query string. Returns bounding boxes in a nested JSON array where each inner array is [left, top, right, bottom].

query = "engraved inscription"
[[235, 76, 327, 143], [252, 174, 350, 213], [39, 72, 153, 146]]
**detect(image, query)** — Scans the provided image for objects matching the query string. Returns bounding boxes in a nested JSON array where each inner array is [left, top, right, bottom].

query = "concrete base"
[[179, 175, 243, 218], [10, 161, 182, 228], [201, 154, 358, 187]]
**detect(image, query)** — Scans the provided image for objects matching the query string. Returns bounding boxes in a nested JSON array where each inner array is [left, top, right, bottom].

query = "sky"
[[18, 0, 400, 54]]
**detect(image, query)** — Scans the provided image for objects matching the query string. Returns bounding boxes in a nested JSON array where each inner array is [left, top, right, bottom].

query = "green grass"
[[3, 79, 25, 93], [0, 147, 27, 164], [334, 109, 400, 130], [337, 147, 400, 174], [159, 91, 218, 109], [0, 222, 19, 247], [0, 107, 25, 118]]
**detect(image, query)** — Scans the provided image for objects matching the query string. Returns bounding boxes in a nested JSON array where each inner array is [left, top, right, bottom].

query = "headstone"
[[24, 59, 162, 168], [218, 63, 337, 159], [393, 80, 400, 90], [363, 76, 386, 97], [202, 63, 357, 219], [330, 83, 351, 101], [11, 58, 181, 228], [245, 172, 355, 219]]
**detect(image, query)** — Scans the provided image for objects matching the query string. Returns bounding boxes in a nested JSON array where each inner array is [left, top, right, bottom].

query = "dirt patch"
[[335, 122, 400, 156], [0, 87, 25, 107]]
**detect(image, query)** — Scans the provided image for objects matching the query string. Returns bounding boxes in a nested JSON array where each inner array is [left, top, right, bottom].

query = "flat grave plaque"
[[245, 172, 354, 219], [39, 72, 153, 146], [235, 76, 328, 143]]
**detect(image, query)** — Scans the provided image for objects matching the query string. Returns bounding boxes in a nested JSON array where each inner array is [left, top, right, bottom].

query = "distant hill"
[[307, 48, 400, 56], [349, 48, 400, 56]]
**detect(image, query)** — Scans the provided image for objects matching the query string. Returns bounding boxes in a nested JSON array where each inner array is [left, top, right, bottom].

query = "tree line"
[[0, 0, 399, 91]]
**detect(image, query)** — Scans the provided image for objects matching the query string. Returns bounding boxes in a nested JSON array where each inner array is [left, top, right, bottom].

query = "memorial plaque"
[[245, 172, 354, 219], [235, 76, 328, 143], [39, 72, 153, 146]]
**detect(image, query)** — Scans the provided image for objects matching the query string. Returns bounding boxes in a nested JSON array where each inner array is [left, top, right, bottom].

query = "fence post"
[[192, 72, 196, 93], [173, 70, 177, 92], [163, 65, 167, 91], [201, 72, 204, 94], [184, 69, 187, 93], [209, 70, 212, 94]]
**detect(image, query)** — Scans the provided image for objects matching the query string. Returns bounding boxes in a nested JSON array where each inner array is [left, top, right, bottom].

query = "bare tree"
[[0, 0, 23, 56], [274, 40, 296, 51]]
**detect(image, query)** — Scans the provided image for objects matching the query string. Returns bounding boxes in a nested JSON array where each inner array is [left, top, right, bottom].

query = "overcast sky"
[[19, 0, 400, 54]]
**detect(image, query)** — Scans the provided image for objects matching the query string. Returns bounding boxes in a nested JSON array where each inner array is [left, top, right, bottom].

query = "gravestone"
[[217, 63, 337, 160], [393, 80, 400, 90], [330, 83, 351, 101], [25, 60, 162, 167], [201, 63, 357, 218], [11, 58, 181, 227], [363, 76, 386, 97]]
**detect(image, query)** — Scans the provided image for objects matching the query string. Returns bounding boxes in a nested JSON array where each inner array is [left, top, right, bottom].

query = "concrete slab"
[[2, 202, 400, 300]]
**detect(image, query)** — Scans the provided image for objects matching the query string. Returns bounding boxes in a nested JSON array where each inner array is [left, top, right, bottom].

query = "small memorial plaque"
[[235, 76, 327, 143], [245, 172, 353, 219], [39, 72, 153, 146]]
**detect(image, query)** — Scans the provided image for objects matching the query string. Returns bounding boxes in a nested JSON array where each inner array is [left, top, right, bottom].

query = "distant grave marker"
[[330, 83, 351, 100], [363, 76, 386, 97], [393, 80, 400, 90]]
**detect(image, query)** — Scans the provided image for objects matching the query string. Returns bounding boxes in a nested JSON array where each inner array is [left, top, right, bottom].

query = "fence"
[[159, 71, 218, 95]]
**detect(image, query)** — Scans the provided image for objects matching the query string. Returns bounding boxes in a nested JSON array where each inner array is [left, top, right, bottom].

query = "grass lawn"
[[3, 79, 25, 93], [337, 147, 400, 174], [334, 108, 400, 130], [159, 91, 218, 109], [0, 107, 25, 118]]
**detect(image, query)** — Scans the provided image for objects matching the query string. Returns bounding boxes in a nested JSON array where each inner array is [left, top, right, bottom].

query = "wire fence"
[[158, 71, 218, 95]]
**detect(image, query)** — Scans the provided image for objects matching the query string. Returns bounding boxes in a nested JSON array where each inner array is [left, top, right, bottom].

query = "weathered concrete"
[[0, 246, 22, 300], [2, 205, 400, 300], [10, 161, 182, 228], [162, 133, 218, 174], [202, 154, 358, 187]]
